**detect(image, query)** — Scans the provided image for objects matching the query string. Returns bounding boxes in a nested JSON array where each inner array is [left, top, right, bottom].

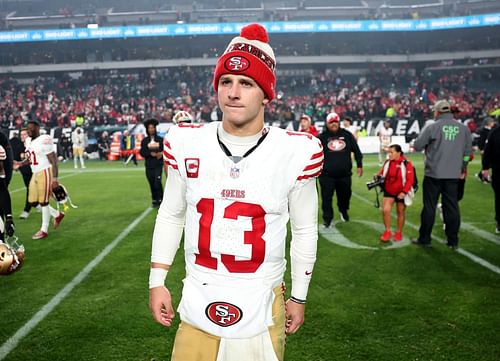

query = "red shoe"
[[32, 230, 48, 240], [394, 231, 403, 242], [53, 212, 65, 229], [380, 230, 393, 242]]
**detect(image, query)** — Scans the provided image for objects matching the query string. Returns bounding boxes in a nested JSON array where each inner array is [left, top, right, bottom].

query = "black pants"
[[20, 166, 33, 213], [146, 166, 163, 204], [319, 175, 351, 224], [492, 169, 500, 225], [419, 176, 460, 246]]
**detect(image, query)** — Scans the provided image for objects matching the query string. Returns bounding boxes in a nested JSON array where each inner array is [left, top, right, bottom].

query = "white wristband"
[[149, 268, 168, 289]]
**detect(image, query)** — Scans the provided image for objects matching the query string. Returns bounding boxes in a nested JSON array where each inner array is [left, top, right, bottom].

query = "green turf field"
[[1, 154, 499, 361]]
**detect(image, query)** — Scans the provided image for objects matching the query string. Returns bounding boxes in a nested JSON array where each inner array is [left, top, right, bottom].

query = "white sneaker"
[[19, 211, 29, 219]]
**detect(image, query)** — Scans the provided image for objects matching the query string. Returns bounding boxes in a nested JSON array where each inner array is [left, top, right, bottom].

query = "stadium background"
[[1, 1, 499, 360]]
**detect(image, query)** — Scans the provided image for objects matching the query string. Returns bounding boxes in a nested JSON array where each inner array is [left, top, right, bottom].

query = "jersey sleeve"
[[40, 135, 55, 155], [296, 137, 324, 183], [163, 127, 180, 175], [0, 145, 6, 161]]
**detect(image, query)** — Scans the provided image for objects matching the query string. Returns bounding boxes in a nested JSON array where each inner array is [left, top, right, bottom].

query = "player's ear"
[[262, 98, 269, 105]]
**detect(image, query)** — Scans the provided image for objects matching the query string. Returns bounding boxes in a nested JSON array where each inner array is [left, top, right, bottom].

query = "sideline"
[[351, 192, 500, 275], [0, 207, 153, 360]]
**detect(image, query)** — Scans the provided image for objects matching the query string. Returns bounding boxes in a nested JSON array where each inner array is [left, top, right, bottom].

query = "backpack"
[[403, 159, 418, 193]]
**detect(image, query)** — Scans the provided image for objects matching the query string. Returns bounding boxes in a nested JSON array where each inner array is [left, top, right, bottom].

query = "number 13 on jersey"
[[195, 198, 266, 274]]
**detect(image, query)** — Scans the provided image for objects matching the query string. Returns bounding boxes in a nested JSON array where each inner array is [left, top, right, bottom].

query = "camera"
[[366, 175, 385, 191]]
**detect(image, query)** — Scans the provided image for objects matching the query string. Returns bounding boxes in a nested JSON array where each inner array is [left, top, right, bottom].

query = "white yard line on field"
[[351, 192, 500, 275], [9, 173, 78, 194], [0, 207, 153, 360], [460, 223, 500, 246]]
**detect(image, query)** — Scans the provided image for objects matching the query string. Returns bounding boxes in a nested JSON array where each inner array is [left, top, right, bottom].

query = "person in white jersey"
[[377, 120, 393, 165], [148, 23, 324, 361], [14, 120, 64, 239]]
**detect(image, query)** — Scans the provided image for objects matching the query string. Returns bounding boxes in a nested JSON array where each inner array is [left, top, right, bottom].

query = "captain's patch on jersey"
[[205, 302, 243, 327], [185, 158, 200, 178]]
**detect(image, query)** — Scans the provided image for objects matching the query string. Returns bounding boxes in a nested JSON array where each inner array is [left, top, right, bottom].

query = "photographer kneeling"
[[376, 144, 415, 242]]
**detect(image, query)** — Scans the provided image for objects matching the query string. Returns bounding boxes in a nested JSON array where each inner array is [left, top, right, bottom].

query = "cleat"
[[380, 230, 393, 242], [340, 211, 349, 222], [19, 211, 29, 219], [53, 212, 65, 229], [32, 230, 48, 240], [447, 243, 458, 251], [394, 231, 403, 242]]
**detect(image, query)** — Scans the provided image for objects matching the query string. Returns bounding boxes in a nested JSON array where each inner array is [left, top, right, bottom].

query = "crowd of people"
[[0, 65, 498, 136]]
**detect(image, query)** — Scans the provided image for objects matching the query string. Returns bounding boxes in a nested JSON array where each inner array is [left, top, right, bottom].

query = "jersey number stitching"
[[195, 198, 266, 273]]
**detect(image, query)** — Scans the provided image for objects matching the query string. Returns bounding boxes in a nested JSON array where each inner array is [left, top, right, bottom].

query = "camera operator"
[[375, 144, 415, 242]]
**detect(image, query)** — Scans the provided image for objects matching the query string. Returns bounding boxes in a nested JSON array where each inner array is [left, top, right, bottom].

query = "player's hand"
[[52, 180, 59, 190], [5, 215, 15, 237], [285, 299, 305, 335], [12, 161, 21, 171], [149, 286, 175, 327], [357, 167, 363, 177], [482, 169, 490, 180]]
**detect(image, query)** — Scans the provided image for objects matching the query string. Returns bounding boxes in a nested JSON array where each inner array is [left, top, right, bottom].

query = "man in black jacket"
[[476, 117, 495, 183], [9, 129, 33, 219], [482, 122, 500, 233], [318, 112, 363, 227], [140, 119, 164, 208]]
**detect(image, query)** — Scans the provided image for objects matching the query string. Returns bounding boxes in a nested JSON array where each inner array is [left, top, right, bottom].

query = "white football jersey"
[[163, 122, 323, 286], [25, 134, 54, 173], [379, 126, 393, 146]]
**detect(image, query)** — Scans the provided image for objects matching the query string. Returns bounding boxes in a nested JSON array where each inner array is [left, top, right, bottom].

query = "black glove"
[[5, 215, 15, 237]]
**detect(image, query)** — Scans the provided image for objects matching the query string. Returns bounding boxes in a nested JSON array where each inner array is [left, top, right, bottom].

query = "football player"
[[149, 24, 323, 361], [13, 120, 64, 240]]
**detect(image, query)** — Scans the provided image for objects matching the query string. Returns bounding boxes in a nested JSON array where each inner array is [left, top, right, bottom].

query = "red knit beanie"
[[213, 23, 276, 101]]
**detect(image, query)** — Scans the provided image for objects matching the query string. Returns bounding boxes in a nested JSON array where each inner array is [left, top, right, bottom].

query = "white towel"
[[216, 331, 279, 361]]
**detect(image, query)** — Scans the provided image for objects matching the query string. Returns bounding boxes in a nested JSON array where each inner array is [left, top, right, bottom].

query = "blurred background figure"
[[140, 119, 164, 208], [481, 119, 500, 234], [121, 130, 137, 165], [59, 133, 72, 162], [97, 131, 111, 161], [299, 114, 318, 137], [476, 117, 496, 183], [71, 127, 87, 169], [377, 120, 393, 165], [10, 128, 33, 219]]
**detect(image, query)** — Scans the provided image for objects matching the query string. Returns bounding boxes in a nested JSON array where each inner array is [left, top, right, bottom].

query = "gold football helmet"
[[0, 237, 25, 276]]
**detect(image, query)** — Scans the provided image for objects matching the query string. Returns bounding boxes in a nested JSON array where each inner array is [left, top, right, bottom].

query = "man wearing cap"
[[140, 118, 164, 208], [412, 100, 472, 250], [13, 120, 65, 240], [318, 112, 363, 227], [148, 23, 323, 361], [299, 114, 318, 137]]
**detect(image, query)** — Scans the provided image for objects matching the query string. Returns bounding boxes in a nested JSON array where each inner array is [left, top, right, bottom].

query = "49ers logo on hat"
[[205, 302, 242, 327], [224, 56, 250, 72]]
